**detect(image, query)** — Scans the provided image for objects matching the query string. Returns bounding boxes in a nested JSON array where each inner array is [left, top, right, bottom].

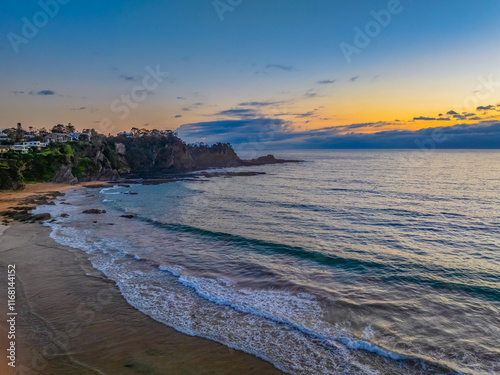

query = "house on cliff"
[[44, 133, 73, 143]]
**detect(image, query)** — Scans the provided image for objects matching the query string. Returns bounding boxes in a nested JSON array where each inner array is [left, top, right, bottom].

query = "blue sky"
[[1, 0, 500, 148]]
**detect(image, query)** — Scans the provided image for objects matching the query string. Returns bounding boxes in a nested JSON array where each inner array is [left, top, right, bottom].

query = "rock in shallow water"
[[82, 209, 107, 214]]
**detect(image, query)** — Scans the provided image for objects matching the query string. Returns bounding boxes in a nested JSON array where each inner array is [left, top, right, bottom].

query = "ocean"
[[35, 150, 500, 374]]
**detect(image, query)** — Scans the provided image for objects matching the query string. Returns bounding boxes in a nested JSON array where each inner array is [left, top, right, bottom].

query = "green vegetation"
[[0, 136, 126, 190], [72, 157, 99, 179], [0, 127, 242, 191]]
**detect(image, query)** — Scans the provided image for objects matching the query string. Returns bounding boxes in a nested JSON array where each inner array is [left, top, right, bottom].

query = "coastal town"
[[0, 123, 92, 155]]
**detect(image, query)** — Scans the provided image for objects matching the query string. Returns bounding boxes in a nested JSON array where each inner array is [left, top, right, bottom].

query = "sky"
[[1, 0, 500, 148]]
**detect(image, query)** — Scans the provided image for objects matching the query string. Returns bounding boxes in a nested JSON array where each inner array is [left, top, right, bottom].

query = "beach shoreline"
[[0, 182, 110, 213], [0, 183, 284, 375]]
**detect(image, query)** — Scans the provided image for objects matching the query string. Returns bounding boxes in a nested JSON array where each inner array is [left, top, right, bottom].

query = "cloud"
[[318, 79, 335, 84], [414, 116, 449, 121], [176, 119, 500, 150], [71, 107, 87, 111], [295, 111, 315, 118], [446, 110, 458, 115], [33, 90, 56, 95], [11, 91, 24, 95], [265, 64, 294, 71], [304, 89, 318, 98], [177, 97, 186, 100], [120, 74, 138, 81], [477, 105, 495, 111], [349, 76, 359, 82], [414, 116, 436, 121], [239, 101, 281, 107], [175, 115, 182, 118], [176, 118, 290, 145], [216, 108, 261, 118]]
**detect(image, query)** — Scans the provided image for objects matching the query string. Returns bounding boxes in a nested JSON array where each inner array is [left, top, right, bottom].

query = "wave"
[[38, 199, 462, 374], [126, 217, 500, 302]]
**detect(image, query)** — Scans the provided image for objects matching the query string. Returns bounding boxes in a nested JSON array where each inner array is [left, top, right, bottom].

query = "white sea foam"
[[100, 186, 122, 194], [43, 217, 382, 374], [34, 190, 439, 375]]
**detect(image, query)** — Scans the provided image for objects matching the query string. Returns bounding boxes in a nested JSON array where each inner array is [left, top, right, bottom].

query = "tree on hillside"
[[51, 124, 66, 133], [15, 123, 24, 142], [65, 123, 75, 134]]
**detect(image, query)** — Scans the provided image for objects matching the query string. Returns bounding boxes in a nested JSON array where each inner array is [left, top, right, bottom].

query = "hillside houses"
[[0, 132, 10, 142], [0, 141, 48, 155], [0, 122, 95, 156], [44, 133, 73, 143]]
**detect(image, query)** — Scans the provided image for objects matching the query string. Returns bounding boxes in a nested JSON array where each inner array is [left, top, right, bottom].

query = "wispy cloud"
[[120, 74, 138, 82], [178, 120, 500, 149], [318, 79, 335, 84], [265, 64, 294, 71], [477, 105, 495, 111], [295, 111, 316, 118], [414, 116, 436, 121], [71, 106, 87, 111], [304, 89, 318, 98], [30, 90, 56, 95], [216, 108, 261, 118], [349, 75, 359, 82], [239, 100, 282, 107]]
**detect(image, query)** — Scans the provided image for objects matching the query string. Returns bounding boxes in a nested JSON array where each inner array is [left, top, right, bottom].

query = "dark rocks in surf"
[[82, 209, 107, 214], [240, 154, 302, 166]]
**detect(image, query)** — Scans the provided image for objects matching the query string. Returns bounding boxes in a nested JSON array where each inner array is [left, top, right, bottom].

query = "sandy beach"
[[0, 184, 283, 375], [0, 182, 108, 213]]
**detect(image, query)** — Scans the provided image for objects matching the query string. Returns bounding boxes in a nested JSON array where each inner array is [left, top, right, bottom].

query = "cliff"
[[0, 135, 130, 189], [0, 129, 299, 190], [112, 133, 244, 176]]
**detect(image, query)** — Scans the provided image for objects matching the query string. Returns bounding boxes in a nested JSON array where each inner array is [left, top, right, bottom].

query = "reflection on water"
[[38, 150, 500, 374]]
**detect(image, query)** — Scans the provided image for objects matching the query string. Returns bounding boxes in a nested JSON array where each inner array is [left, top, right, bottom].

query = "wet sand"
[[0, 182, 108, 212], [0, 185, 284, 375]]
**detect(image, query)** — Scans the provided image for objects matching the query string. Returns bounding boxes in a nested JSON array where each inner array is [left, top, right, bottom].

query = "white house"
[[11, 145, 30, 154], [0, 133, 10, 142], [44, 133, 73, 143], [23, 141, 47, 148]]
